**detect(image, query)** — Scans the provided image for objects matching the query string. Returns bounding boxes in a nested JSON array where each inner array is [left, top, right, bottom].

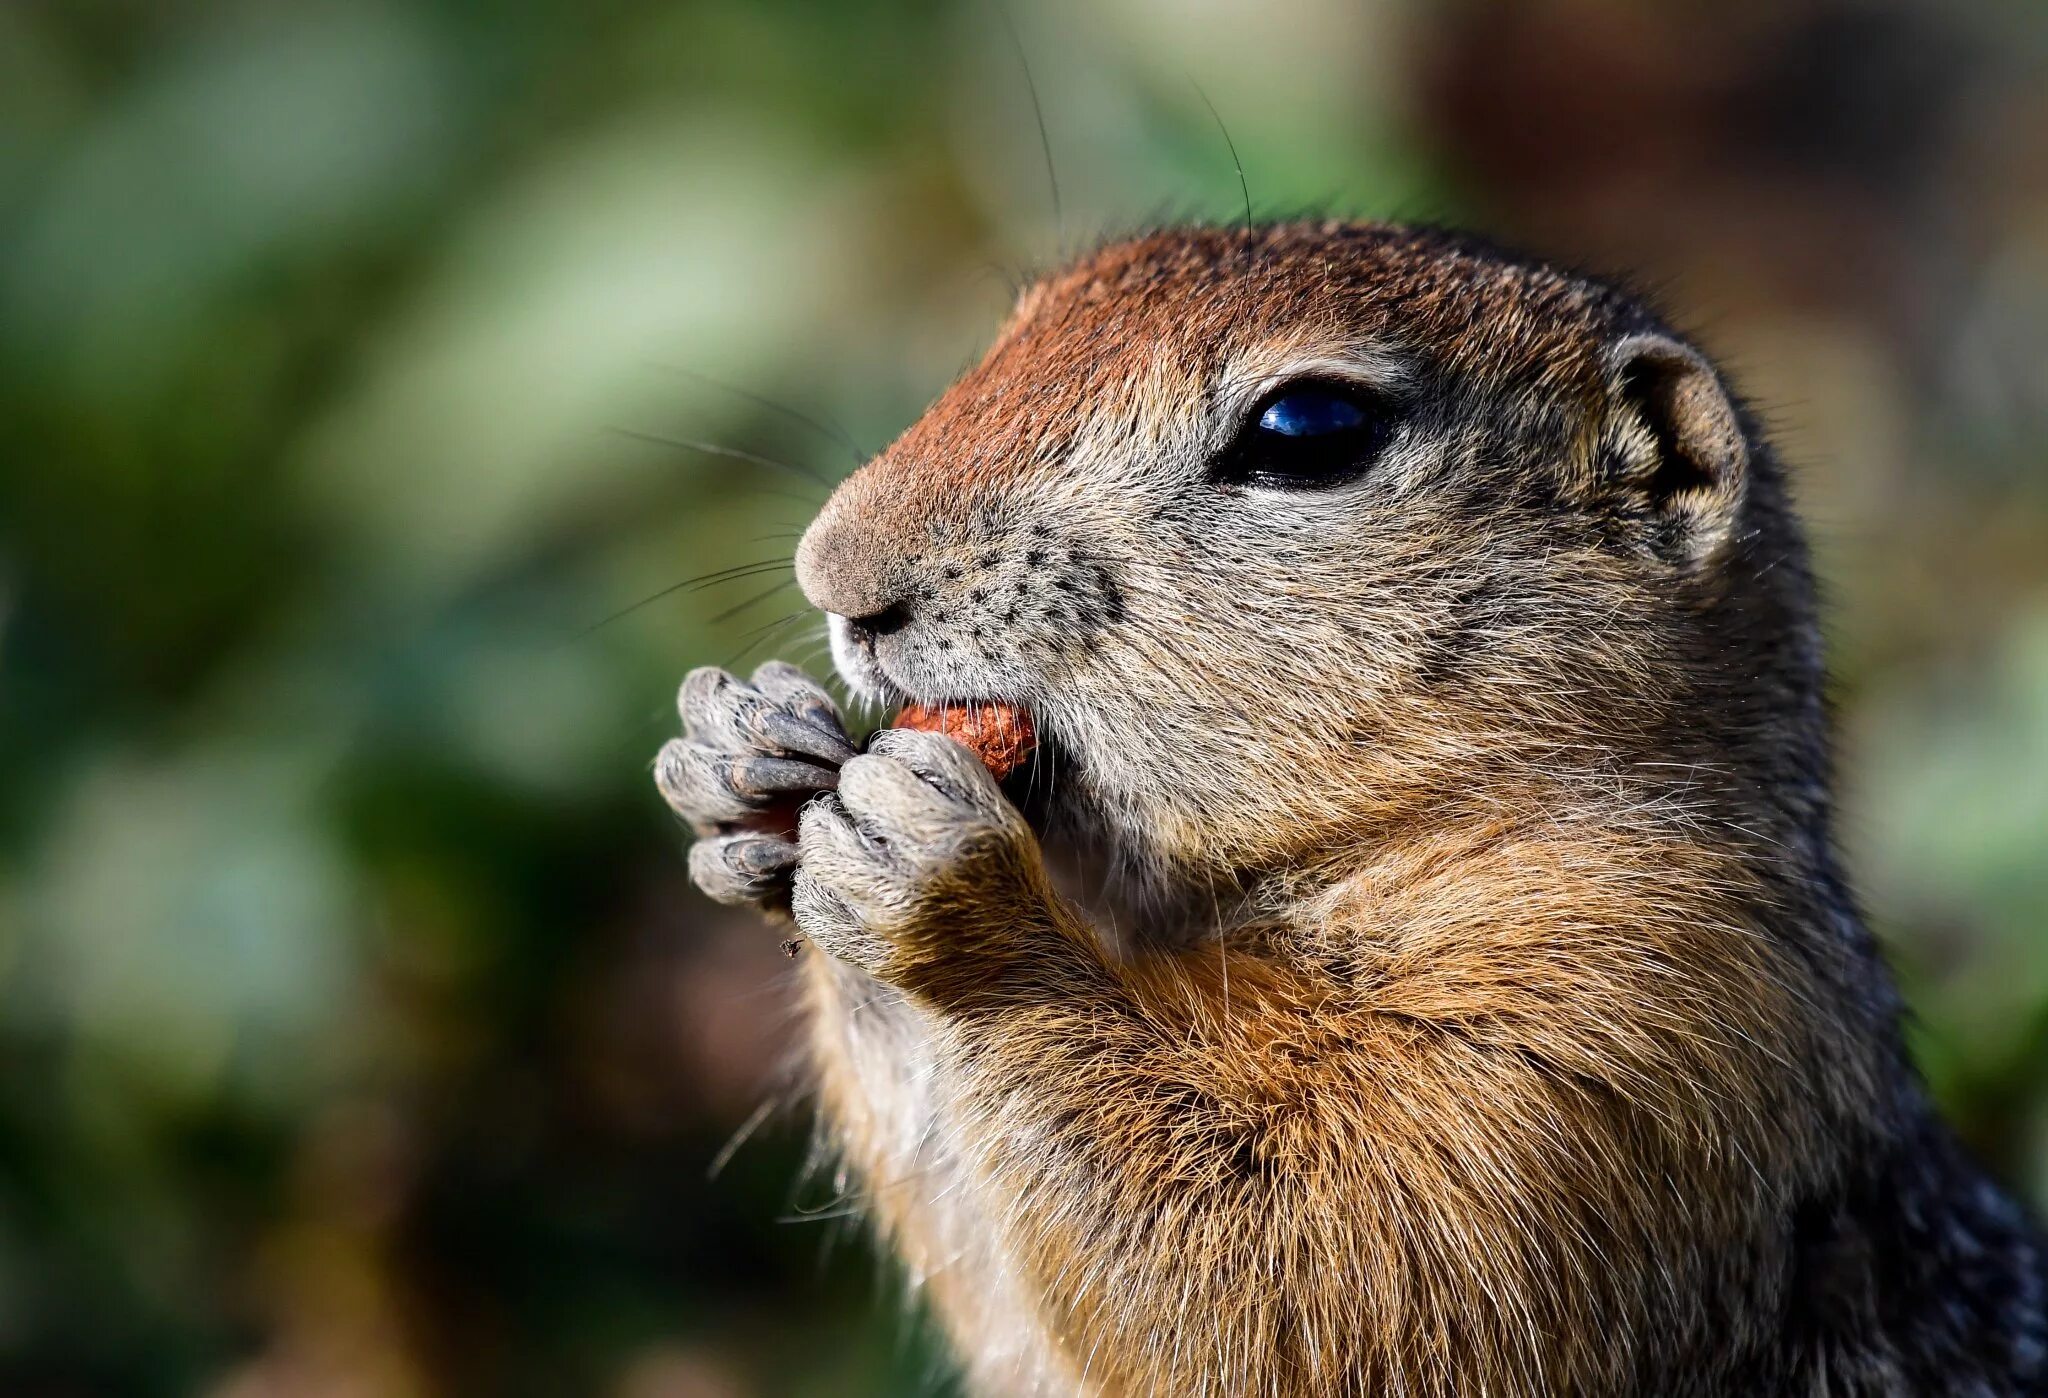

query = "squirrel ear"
[[1600, 333, 1748, 562]]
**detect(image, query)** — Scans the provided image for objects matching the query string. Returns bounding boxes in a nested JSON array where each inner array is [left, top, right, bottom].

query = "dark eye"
[[1214, 382, 1391, 490], [1259, 391, 1366, 437]]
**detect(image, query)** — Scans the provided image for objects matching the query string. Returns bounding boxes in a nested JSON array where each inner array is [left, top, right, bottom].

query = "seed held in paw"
[[892, 701, 1036, 780]]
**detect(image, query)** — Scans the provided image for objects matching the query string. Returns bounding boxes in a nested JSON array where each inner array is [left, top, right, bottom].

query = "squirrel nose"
[[796, 513, 912, 630], [842, 601, 911, 639]]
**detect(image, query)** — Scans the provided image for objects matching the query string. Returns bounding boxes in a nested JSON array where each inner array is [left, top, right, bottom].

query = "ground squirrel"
[[655, 223, 2048, 1396]]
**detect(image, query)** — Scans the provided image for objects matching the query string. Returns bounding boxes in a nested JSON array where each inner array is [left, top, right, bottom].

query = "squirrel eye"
[[1258, 390, 1366, 437], [1216, 382, 1390, 490]]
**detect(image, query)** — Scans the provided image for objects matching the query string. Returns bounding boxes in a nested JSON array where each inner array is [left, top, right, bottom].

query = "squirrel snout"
[[796, 513, 911, 630]]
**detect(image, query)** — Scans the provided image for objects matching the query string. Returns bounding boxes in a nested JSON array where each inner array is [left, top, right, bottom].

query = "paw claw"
[[863, 728, 1017, 825], [838, 752, 958, 840], [690, 833, 798, 906], [728, 754, 841, 799], [751, 707, 857, 766], [656, 738, 756, 828], [750, 660, 843, 732], [679, 669, 774, 751], [679, 665, 853, 762], [665, 661, 851, 917]]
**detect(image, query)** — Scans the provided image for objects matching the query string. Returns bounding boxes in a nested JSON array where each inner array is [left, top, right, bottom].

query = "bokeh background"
[[3, 0, 2046, 1393]]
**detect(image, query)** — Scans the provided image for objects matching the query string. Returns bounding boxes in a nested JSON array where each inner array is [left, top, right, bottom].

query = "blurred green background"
[[2, 0, 2045, 1393]]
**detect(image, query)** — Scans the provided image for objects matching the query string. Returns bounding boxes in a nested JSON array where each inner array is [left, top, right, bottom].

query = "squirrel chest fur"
[[657, 222, 2048, 1396]]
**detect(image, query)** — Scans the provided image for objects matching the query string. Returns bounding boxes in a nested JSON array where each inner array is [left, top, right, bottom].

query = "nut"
[[892, 701, 1037, 780]]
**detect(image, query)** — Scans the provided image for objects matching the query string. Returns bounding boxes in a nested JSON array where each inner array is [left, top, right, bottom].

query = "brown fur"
[[663, 222, 2047, 1395]]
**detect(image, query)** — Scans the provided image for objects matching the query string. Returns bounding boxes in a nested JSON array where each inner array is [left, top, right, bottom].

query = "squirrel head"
[[797, 223, 1810, 883]]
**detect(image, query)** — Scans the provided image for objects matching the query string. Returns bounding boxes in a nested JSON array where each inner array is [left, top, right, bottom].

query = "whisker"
[[665, 557, 798, 591], [722, 608, 817, 672], [777, 1202, 867, 1225], [654, 362, 869, 465], [575, 559, 794, 637], [607, 426, 834, 489], [993, 0, 1062, 249], [1191, 81, 1252, 226], [707, 1097, 780, 1181], [736, 606, 815, 644], [706, 576, 800, 627]]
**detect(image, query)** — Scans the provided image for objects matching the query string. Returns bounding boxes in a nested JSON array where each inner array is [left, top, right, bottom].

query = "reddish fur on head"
[[893, 701, 1036, 780]]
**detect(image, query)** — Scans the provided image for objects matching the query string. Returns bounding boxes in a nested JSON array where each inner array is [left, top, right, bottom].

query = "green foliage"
[[1, 0, 2043, 1391]]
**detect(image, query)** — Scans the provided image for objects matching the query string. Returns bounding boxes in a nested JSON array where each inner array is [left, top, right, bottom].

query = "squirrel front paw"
[[789, 728, 1047, 981], [656, 662, 855, 910]]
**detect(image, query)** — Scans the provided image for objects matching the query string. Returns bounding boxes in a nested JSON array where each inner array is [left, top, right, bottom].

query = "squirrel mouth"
[[822, 616, 1068, 814]]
